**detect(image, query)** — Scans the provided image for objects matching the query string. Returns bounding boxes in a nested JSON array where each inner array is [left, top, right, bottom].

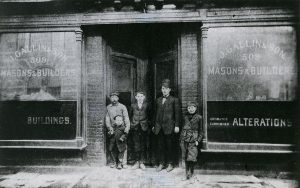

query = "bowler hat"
[[162, 79, 171, 88]]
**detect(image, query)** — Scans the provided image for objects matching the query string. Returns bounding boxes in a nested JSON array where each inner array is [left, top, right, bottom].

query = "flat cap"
[[110, 92, 119, 97], [187, 101, 198, 107]]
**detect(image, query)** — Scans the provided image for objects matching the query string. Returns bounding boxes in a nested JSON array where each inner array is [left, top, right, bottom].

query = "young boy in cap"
[[130, 91, 151, 170], [152, 79, 180, 172], [180, 101, 204, 181], [108, 115, 128, 169]]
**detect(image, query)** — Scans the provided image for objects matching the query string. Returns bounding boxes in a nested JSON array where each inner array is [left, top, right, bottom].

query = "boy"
[[108, 115, 128, 169], [180, 101, 204, 181], [130, 91, 150, 170]]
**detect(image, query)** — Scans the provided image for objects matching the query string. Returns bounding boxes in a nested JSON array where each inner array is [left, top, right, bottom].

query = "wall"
[[84, 31, 107, 166]]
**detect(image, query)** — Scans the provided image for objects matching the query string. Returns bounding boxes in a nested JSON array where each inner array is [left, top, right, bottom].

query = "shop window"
[[205, 26, 296, 145], [0, 31, 84, 148]]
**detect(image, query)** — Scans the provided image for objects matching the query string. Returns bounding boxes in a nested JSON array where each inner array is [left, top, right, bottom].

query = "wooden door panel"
[[109, 54, 137, 110], [154, 51, 177, 98], [111, 60, 133, 92]]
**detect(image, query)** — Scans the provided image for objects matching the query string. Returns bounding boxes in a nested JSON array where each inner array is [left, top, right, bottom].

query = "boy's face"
[[161, 86, 171, 96], [115, 116, 123, 126], [187, 105, 197, 114], [110, 95, 119, 104], [135, 93, 145, 103]]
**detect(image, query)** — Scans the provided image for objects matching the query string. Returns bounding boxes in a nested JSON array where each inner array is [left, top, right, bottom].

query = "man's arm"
[[174, 98, 180, 128], [146, 102, 152, 124], [151, 100, 158, 130], [105, 110, 113, 131], [122, 105, 130, 133], [129, 104, 133, 122]]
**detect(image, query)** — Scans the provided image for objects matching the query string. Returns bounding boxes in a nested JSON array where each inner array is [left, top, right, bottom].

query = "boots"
[[187, 162, 192, 179], [190, 162, 195, 177], [156, 164, 164, 172], [118, 158, 124, 169], [166, 164, 174, 172], [132, 161, 140, 170], [140, 162, 146, 170], [182, 161, 189, 181]]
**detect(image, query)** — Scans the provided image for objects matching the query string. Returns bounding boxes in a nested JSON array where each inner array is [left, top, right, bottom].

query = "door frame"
[[106, 51, 137, 104], [153, 50, 178, 99]]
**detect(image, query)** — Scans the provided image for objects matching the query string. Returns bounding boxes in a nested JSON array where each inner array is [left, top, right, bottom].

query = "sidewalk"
[[0, 166, 297, 188]]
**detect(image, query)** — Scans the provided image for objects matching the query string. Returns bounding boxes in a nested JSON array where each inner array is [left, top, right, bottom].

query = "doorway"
[[103, 24, 179, 164], [108, 53, 137, 111]]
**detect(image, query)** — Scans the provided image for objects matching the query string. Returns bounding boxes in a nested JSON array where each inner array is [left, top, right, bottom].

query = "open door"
[[108, 53, 137, 110], [153, 51, 178, 98], [106, 52, 137, 164]]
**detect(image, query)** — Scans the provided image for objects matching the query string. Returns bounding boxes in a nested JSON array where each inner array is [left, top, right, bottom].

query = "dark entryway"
[[101, 24, 179, 164]]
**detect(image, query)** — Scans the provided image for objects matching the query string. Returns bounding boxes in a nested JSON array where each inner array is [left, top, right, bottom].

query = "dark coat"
[[180, 113, 204, 143], [109, 123, 127, 152], [130, 102, 150, 131], [180, 113, 204, 162], [153, 95, 180, 135]]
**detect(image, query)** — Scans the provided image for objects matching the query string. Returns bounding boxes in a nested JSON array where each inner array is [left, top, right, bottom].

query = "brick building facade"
[[0, 0, 298, 171]]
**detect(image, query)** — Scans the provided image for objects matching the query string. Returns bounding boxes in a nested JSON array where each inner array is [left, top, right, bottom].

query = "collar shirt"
[[162, 94, 169, 104], [138, 102, 143, 109]]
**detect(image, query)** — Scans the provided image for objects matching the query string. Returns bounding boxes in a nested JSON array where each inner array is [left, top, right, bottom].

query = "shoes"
[[181, 176, 189, 181], [187, 170, 192, 179], [132, 162, 139, 170], [156, 164, 164, 172], [166, 164, 174, 172], [122, 164, 128, 169], [140, 163, 146, 170], [117, 163, 122, 169], [181, 160, 186, 168], [110, 163, 116, 168], [188, 176, 195, 184]]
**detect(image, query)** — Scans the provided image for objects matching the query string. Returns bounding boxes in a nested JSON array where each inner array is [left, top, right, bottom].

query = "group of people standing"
[[105, 79, 204, 181]]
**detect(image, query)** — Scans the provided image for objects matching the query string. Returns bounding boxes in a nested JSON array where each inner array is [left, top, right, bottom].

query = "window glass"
[[207, 27, 296, 101], [0, 32, 78, 140], [206, 27, 296, 144]]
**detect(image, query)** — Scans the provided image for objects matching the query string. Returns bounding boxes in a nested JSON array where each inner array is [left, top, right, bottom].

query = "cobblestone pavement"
[[0, 167, 297, 188]]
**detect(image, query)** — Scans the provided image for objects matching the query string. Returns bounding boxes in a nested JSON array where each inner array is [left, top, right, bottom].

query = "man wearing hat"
[[152, 79, 180, 172], [105, 91, 130, 168]]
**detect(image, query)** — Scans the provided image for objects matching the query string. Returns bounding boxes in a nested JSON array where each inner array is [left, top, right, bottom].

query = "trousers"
[[156, 131, 174, 165], [110, 143, 125, 164], [132, 128, 148, 163]]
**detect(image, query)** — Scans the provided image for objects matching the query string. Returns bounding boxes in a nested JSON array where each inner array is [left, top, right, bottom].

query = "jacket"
[[108, 123, 127, 152], [105, 102, 130, 132], [180, 113, 204, 143], [130, 102, 150, 131], [153, 95, 180, 135]]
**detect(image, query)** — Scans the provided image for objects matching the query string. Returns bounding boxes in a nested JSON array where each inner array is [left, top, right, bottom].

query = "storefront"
[[0, 0, 297, 168]]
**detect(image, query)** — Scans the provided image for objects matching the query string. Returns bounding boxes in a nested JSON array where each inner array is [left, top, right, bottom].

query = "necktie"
[[162, 97, 166, 104]]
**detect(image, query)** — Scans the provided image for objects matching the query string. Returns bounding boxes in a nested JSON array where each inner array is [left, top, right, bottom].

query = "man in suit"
[[152, 79, 180, 172], [130, 91, 151, 170]]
